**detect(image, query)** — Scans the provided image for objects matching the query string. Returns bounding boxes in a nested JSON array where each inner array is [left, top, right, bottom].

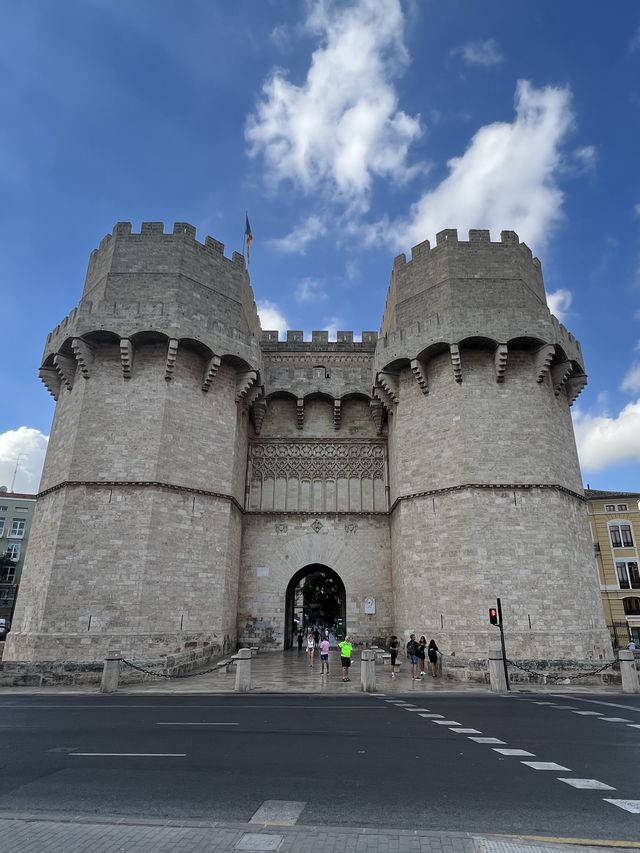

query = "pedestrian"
[[297, 630, 303, 652], [320, 636, 330, 674], [389, 635, 399, 678], [427, 638, 440, 677], [338, 635, 353, 681], [406, 633, 419, 680], [314, 627, 320, 648], [418, 635, 427, 677], [307, 629, 316, 667]]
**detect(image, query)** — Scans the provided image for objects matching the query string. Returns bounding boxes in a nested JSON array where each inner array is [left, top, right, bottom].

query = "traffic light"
[[489, 607, 498, 626]]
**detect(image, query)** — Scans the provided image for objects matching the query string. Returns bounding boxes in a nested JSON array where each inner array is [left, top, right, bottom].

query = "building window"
[[610, 522, 634, 548], [9, 518, 25, 538], [605, 504, 616, 511], [0, 518, 4, 537], [0, 505, 6, 511], [5, 542, 21, 562], [617, 504, 628, 511], [0, 586, 16, 604], [616, 560, 640, 590], [0, 564, 15, 583], [623, 597, 640, 616], [313, 365, 329, 379]]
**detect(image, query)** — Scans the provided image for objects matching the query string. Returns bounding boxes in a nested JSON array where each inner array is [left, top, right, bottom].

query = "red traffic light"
[[489, 607, 499, 626]]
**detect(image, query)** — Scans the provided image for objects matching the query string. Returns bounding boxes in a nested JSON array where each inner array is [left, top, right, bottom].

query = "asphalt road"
[[0, 691, 639, 841]]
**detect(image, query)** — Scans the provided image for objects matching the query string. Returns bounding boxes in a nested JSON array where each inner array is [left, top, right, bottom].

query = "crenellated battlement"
[[391, 228, 541, 271], [260, 330, 378, 347], [89, 221, 244, 269]]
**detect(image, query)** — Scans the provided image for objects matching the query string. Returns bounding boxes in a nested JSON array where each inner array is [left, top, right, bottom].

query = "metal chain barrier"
[[120, 658, 234, 680], [506, 658, 617, 683]]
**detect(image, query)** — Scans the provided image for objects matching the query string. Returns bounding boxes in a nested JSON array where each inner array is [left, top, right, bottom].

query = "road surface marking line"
[[627, 723, 640, 729], [419, 713, 444, 718], [404, 708, 431, 712], [603, 799, 640, 814], [599, 717, 632, 723], [521, 761, 571, 771], [550, 705, 578, 709], [450, 728, 482, 734], [493, 748, 535, 756], [249, 800, 306, 825], [155, 722, 239, 726], [71, 753, 186, 757], [469, 737, 505, 744], [572, 711, 602, 716], [558, 778, 615, 790], [432, 720, 461, 725], [394, 702, 414, 706]]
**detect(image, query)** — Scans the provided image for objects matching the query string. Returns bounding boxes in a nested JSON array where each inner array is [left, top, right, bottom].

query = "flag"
[[244, 214, 253, 264]]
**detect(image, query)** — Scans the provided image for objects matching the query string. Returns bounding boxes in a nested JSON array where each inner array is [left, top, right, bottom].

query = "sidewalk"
[[4, 811, 638, 853], [0, 648, 621, 695]]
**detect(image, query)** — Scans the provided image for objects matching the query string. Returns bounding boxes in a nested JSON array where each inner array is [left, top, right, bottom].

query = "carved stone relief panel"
[[247, 440, 387, 513]]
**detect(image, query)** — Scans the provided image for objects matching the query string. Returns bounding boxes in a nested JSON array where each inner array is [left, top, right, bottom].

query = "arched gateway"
[[284, 564, 346, 648]]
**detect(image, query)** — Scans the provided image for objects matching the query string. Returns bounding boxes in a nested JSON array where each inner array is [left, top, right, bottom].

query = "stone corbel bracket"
[[252, 399, 267, 435], [244, 383, 264, 409], [565, 373, 588, 406], [377, 371, 399, 403], [71, 338, 94, 379], [551, 360, 572, 397], [236, 370, 258, 403], [333, 399, 341, 430], [53, 353, 76, 390], [369, 400, 385, 435], [410, 359, 429, 395], [494, 344, 508, 383], [39, 366, 61, 401], [450, 344, 462, 383], [534, 344, 555, 383], [372, 382, 395, 413], [296, 398, 304, 430], [202, 355, 221, 392], [119, 338, 133, 379], [164, 339, 179, 381]]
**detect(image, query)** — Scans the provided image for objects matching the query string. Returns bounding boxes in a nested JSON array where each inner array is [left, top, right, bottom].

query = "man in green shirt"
[[338, 636, 353, 682]]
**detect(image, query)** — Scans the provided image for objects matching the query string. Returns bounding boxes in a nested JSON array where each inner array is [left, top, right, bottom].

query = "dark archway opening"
[[284, 564, 346, 649]]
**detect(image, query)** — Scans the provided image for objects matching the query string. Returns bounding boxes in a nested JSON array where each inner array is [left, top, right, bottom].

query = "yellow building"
[[586, 489, 640, 648]]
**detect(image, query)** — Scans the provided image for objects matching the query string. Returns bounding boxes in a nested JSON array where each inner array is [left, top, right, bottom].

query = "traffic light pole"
[[496, 597, 510, 691]]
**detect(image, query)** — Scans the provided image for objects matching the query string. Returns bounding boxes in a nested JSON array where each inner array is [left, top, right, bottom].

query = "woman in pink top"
[[319, 637, 330, 674]]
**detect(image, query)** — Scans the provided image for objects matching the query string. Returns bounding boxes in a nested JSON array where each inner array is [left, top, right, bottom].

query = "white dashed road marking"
[[604, 799, 640, 813], [571, 711, 602, 716], [404, 708, 431, 712], [249, 800, 306, 826], [469, 737, 506, 744], [599, 717, 632, 723], [627, 723, 640, 729], [558, 778, 615, 790], [521, 761, 571, 771], [493, 748, 535, 756], [450, 728, 482, 734], [418, 713, 444, 718], [432, 720, 461, 725]]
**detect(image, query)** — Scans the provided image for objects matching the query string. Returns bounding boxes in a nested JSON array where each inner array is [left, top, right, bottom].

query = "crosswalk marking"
[[418, 713, 444, 718], [469, 737, 505, 744], [572, 711, 602, 716], [603, 799, 640, 813], [449, 728, 482, 734], [599, 717, 632, 723], [558, 778, 615, 790], [249, 800, 305, 826], [521, 761, 571, 771], [493, 748, 535, 756], [432, 720, 461, 725]]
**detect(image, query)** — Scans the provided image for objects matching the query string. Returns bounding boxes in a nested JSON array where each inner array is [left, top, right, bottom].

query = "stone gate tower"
[[5, 223, 611, 664]]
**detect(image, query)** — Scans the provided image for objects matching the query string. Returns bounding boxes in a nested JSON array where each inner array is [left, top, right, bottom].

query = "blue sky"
[[1, 0, 640, 494]]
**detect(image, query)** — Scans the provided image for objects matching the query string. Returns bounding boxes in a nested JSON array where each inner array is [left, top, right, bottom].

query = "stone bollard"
[[234, 648, 252, 693], [360, 649, 376, 693], [619, 649, 640, 694], [100, 656, 121, 694], [489, 648, 508, 693]]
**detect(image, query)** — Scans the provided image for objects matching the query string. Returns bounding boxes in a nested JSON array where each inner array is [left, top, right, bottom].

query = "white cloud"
[[573, 402, 640, 471], [451, 38, 503, 68], [0, 427, 48, 494], [621, 362, 640, 394], [257, 300, 288, 337], [270, 215, 327, 254], [634, 203, 640, 218], [381, 80, 574, 251], [323, 316, 345, 341], [571, 145, 597, 174], [547, 288, 573, 322], [295, 277, 327, 303], [629, 27, 640, 53], [246, 0, 422, 210]]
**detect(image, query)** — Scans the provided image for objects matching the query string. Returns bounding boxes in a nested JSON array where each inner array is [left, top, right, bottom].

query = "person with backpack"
[[406, 633, 419, 680]]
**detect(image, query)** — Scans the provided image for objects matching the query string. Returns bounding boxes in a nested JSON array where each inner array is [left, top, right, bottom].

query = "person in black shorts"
[[389, 635, 399, 678]]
